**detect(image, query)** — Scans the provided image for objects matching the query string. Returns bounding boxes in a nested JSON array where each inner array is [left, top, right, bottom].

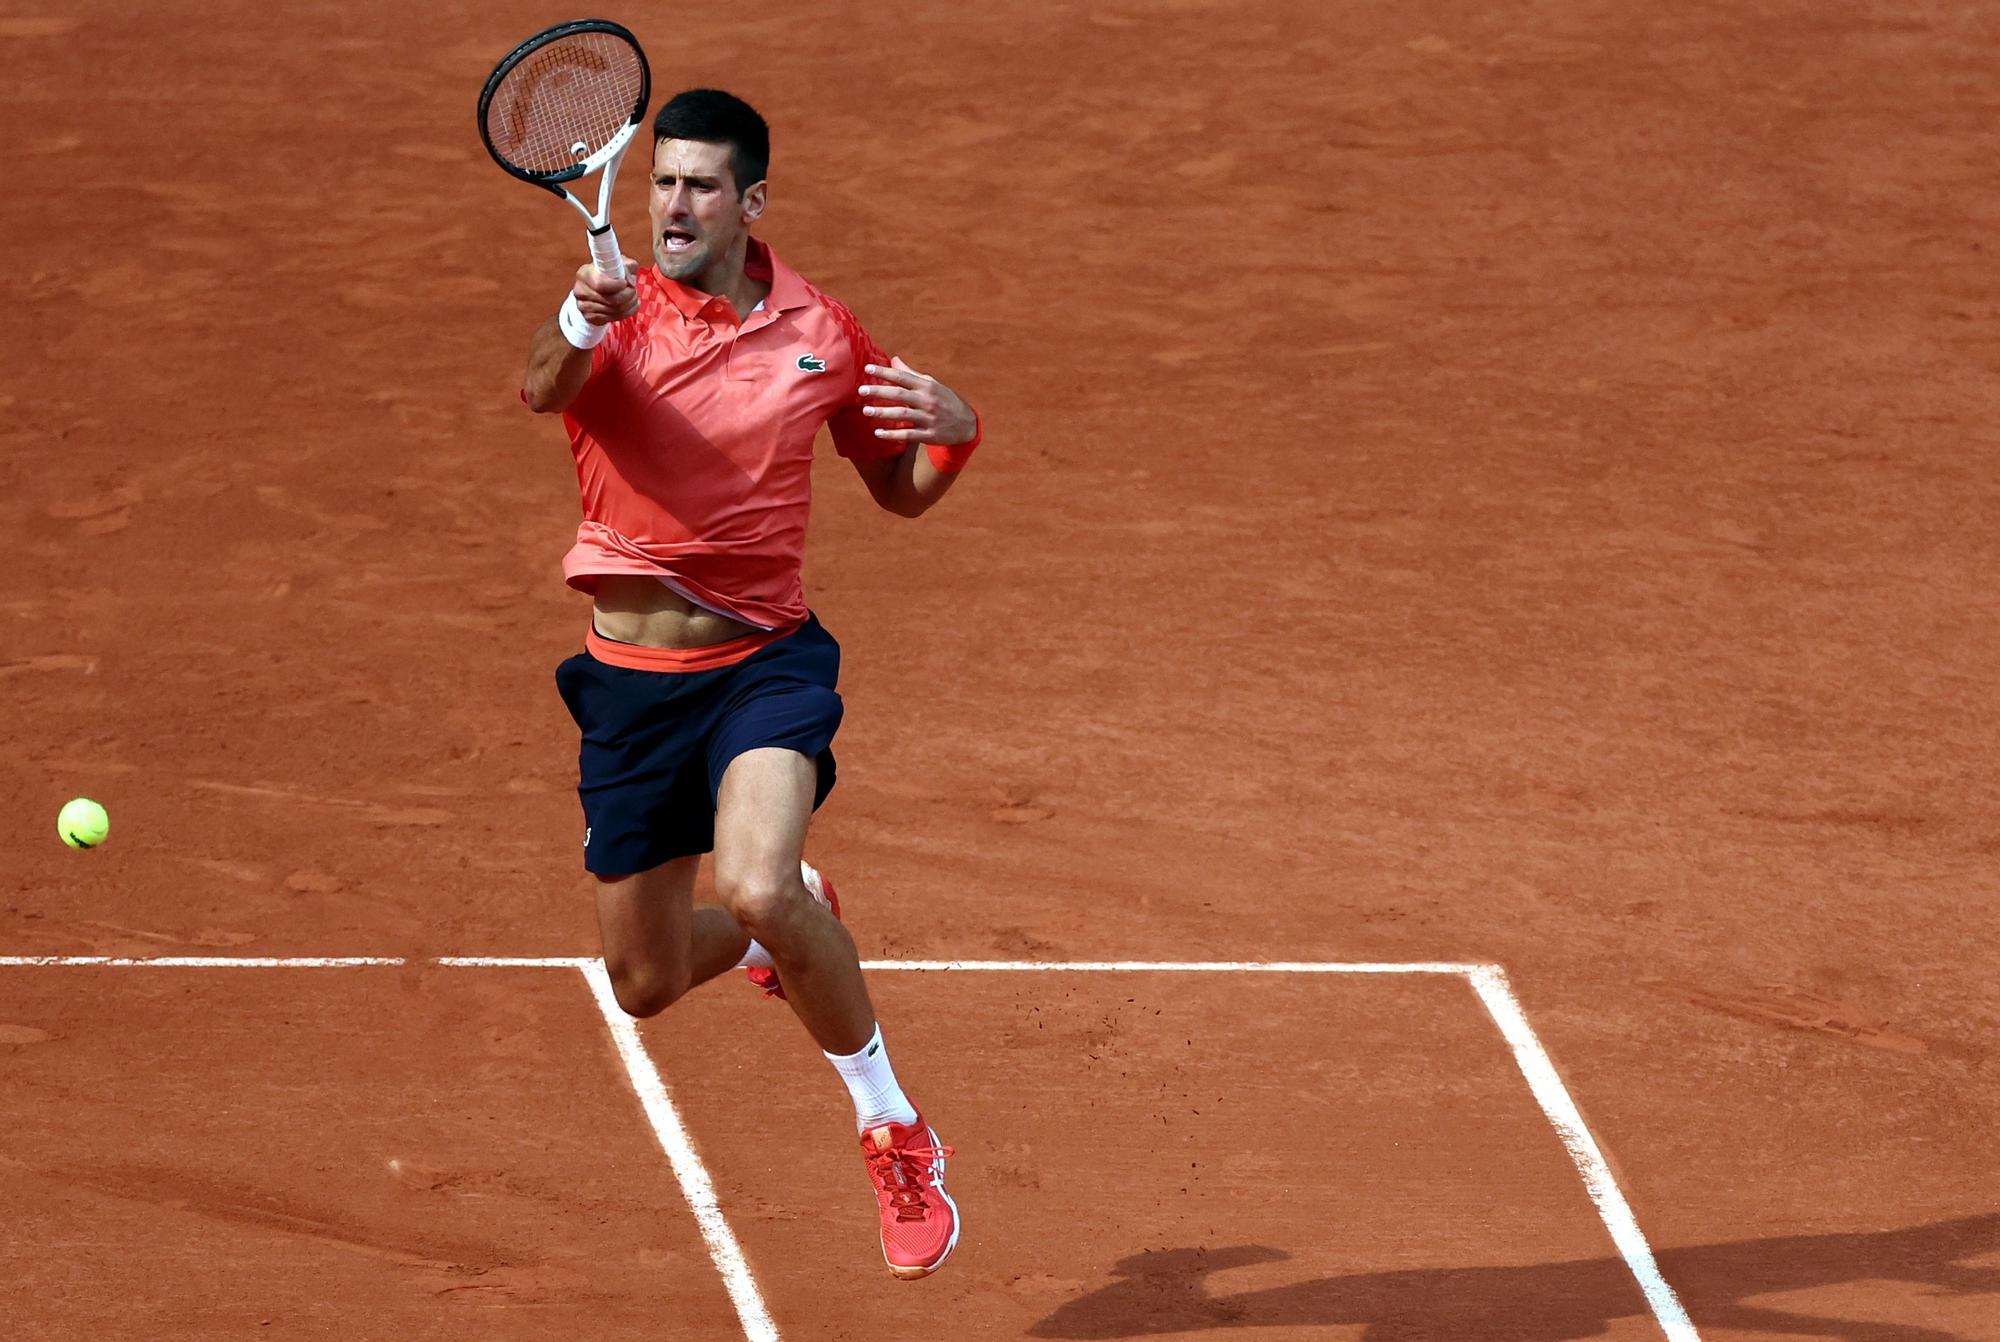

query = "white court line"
[[862, 958, 1485, 974], [577, 960, 779, 1342], [0, 956, 1482, 974], [0, 953, 1699, 1340], [1469, 966, 1701, 1342], [0, 956, 407, 967], [0, 956, 593, 969], [439, 956, 596, 969]]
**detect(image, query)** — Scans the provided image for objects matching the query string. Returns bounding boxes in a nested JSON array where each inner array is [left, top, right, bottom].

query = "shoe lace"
[[866, 1142, 955, 1222]]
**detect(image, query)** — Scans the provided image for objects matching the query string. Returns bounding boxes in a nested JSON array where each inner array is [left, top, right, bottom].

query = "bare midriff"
[[589, 574, 761, 649]]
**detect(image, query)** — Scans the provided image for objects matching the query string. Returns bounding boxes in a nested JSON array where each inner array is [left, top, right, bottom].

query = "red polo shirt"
[[556, 239, 901, 631]]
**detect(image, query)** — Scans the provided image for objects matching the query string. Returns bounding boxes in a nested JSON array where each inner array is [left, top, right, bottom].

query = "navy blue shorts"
[[554, 615, 843, 876]]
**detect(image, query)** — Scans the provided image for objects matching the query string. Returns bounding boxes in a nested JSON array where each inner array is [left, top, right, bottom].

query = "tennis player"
[[520, 89, 976, 1281]]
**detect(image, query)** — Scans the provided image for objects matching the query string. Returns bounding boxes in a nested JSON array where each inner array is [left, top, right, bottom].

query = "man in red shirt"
[[521, 89, 979, 1280]]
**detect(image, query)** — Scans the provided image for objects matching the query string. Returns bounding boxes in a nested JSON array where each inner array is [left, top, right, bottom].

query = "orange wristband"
[[924, 412, 981, 474]]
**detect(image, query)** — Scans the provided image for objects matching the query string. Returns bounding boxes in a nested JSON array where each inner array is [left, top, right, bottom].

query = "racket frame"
[[477, 18, 651, 281]]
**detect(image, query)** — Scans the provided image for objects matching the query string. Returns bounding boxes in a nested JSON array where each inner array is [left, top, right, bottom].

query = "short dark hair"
[[653, 89, 769, 194]]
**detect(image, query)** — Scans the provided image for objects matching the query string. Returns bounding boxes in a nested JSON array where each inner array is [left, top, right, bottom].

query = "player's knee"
[[607, 958, 690, 1018], [714, 867, 806, 944]]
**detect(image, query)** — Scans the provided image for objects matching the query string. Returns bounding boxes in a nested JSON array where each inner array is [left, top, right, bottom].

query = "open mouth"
[[660, 228, 697, 252]]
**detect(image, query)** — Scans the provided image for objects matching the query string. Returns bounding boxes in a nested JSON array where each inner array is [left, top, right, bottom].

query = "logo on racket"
[[796, 353, 827, 373]]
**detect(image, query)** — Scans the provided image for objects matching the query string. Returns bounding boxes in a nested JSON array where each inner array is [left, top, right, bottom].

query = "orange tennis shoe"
[[860, 1115, 959, 1279], [746, 861, 841, 1000]]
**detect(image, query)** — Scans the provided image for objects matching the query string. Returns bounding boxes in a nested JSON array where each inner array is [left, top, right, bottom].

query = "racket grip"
[[589, 226, 627, 283]]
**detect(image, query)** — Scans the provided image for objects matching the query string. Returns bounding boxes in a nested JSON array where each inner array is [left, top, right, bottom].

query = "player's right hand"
[[573, 260, 639, 326]]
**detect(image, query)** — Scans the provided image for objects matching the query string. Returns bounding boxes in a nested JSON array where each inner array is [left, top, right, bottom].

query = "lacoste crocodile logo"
[[797, 353, 827, 373]]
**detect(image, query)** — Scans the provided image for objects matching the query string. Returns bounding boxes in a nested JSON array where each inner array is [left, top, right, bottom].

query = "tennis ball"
[[57, 797, 109, 850]]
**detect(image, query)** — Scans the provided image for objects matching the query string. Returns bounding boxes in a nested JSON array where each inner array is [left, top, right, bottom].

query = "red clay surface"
[[0, 966, 744, 1338], [4, 0, 1998, 1338]]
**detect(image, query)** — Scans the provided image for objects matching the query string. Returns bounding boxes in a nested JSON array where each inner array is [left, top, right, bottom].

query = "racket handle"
[[589, 226, 627, 283]]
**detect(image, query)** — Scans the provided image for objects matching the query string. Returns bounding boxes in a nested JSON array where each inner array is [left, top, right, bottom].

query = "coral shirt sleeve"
[[820, 295, 910, 461]]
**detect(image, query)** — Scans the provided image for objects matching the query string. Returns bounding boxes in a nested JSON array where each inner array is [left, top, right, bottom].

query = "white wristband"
[[558, 292, 609, 350]]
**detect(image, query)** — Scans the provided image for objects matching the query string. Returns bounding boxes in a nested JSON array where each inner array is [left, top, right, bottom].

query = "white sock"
[[826, 1024, 919, 1132]]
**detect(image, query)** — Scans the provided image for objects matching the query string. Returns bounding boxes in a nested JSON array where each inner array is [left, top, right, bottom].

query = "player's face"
[[649, 138, 765, 285]]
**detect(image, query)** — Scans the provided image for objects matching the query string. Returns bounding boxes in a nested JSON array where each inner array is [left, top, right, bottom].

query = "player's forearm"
[[882, 445, 965, 518], [523, 317, 595, 414]]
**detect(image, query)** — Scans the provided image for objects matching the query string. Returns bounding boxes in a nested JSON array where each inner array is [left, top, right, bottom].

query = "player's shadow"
[[1027, 1214, 2000, 1341]]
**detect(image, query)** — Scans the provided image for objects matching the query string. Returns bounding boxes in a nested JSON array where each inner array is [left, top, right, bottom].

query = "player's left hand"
[[860, 357, 978, 446]]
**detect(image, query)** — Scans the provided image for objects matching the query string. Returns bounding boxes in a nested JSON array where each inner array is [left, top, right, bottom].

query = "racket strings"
[[485, 32, 643, 175]]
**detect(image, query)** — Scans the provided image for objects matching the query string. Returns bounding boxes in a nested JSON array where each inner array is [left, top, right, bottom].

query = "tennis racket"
[[478, 19, 651, 282]]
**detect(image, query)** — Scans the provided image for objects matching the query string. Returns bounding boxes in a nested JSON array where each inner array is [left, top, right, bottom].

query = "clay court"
[[4, 1, 1997, 1338]]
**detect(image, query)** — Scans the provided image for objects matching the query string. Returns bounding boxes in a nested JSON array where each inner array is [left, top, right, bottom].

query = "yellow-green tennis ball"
[[58, 797, 109, 850]]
